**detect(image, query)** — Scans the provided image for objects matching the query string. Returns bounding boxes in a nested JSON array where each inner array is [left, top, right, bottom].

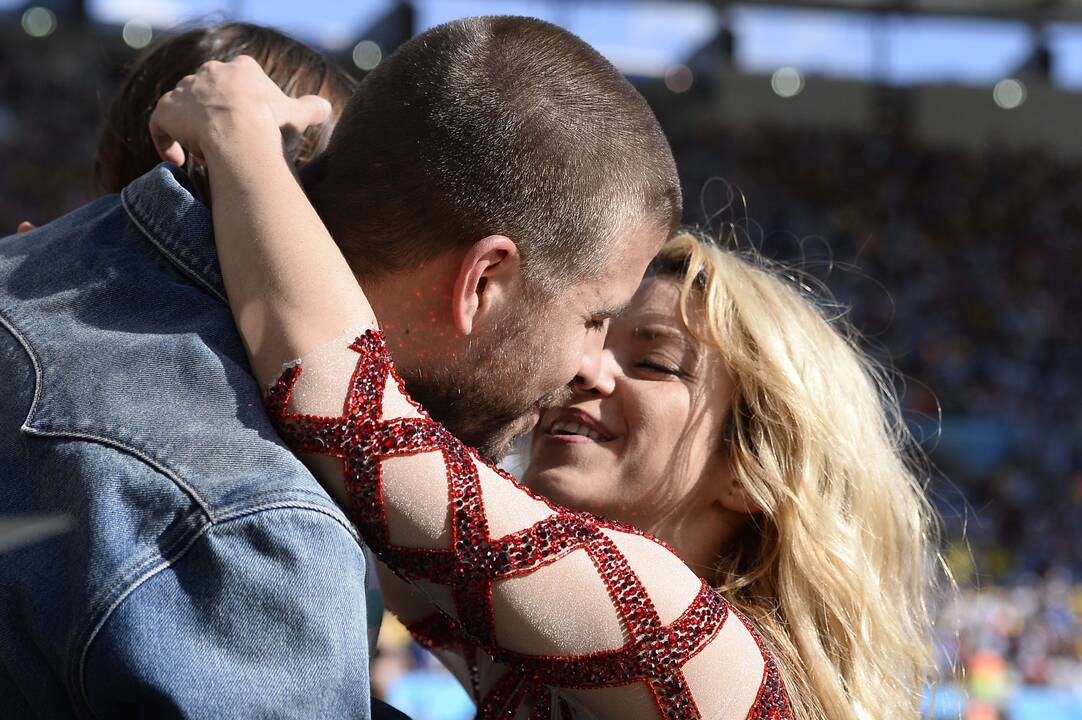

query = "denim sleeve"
[[81, 506, 371, 719]]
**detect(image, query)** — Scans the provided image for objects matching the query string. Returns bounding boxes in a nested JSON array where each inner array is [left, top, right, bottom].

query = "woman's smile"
[[541, 407, 616, 444]]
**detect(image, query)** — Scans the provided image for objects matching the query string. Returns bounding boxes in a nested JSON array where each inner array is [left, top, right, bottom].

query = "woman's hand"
[[149, 55, 333, 167]]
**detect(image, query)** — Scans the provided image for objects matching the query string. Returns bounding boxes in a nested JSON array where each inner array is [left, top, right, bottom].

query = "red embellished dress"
[[266, 330, 793, 720]]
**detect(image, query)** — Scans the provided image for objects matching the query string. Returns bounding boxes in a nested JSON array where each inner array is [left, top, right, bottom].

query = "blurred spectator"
[[933, 572, 1082, 718]]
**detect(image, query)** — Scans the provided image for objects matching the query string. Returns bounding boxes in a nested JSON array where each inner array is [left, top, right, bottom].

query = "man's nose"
[[574, 331, 616, 396]]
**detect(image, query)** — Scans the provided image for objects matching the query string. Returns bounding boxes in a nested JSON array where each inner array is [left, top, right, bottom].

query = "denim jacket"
[[0, 166, 371, 718]]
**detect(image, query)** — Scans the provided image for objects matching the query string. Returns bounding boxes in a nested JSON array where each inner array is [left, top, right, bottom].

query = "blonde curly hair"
[[652, 231, 944, 720]]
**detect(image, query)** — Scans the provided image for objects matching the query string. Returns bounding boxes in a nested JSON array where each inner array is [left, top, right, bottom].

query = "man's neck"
[[360, 265, 459, 378]]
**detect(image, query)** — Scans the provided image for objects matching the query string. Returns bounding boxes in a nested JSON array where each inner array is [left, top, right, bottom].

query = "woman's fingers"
[[148, 73, 201, 165], [148, 93, 189, 166], [148, 56, 332, 168], [283, 95, 333, 136]]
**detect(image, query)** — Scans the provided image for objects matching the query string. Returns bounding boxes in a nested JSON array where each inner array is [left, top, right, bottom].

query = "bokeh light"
[[122, 19, 154, 50], [771, 67, 805, 97], [352, 40, 382, 71], [992, 78, 1027, 109], [21, 7, 57, 38], [664, 65, 694, 93]]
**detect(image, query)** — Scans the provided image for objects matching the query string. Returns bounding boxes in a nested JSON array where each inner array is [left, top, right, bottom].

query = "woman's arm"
[[151, 55, 373, 385], [151, 57, 789, 720]]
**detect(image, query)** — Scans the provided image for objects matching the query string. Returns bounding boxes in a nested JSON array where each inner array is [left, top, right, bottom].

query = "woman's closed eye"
[[624, 322, 699, 380], [635, 358, 684, 377]]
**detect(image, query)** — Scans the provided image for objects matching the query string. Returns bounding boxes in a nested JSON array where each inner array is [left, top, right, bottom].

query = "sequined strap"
[[732, 608, 791, 720], [266, 330, 793, 720], [404, 612, 466, 652]]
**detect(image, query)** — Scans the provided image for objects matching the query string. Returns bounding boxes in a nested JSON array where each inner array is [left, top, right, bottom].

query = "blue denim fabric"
[[0, 165, 372, 719]]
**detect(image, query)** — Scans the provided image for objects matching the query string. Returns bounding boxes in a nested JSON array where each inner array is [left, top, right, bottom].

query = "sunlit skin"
[[524, 277, 758, 577], [363, 221, 666, 459]]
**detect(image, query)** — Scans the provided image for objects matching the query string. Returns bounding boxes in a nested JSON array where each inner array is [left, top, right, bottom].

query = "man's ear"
[[451, 235, 521, 336]]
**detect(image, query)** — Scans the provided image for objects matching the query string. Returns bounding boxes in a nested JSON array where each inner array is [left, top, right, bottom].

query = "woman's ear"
[[717, 470, 762, 515], [451, 235, 520, 335]]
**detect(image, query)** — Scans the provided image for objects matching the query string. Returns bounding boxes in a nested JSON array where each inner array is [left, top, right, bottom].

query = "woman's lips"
[[542, 409, 615, 444]]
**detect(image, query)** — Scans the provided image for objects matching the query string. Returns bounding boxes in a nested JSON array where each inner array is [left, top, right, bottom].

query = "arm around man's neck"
[[203, 120, 377, 388]]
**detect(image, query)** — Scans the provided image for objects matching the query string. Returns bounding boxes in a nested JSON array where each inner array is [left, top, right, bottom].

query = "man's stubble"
[[398, 300, 572, 463]]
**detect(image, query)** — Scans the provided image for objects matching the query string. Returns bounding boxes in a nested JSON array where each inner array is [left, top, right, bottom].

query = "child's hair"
[[95, 22, 356, 197]]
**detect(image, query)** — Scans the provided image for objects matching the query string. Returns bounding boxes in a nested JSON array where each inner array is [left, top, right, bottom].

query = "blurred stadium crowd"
[[1, 26, 1079, 720], [669, 123, 1082, 581]]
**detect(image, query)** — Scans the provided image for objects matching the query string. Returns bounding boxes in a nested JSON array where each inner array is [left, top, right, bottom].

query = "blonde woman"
[[151, 56, 941, 719]]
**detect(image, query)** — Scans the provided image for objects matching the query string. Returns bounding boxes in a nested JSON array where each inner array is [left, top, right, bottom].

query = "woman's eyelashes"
[[617, 323, 699, 380], [634, 357, 684, 378]]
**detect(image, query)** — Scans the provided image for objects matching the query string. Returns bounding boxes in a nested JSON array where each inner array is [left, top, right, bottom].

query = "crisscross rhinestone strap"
[[266, 331, 791, 720], [408, 610, 788, 720]]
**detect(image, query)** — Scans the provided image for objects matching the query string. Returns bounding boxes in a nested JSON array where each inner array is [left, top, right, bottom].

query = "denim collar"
[[120, 163, 226, 304]]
